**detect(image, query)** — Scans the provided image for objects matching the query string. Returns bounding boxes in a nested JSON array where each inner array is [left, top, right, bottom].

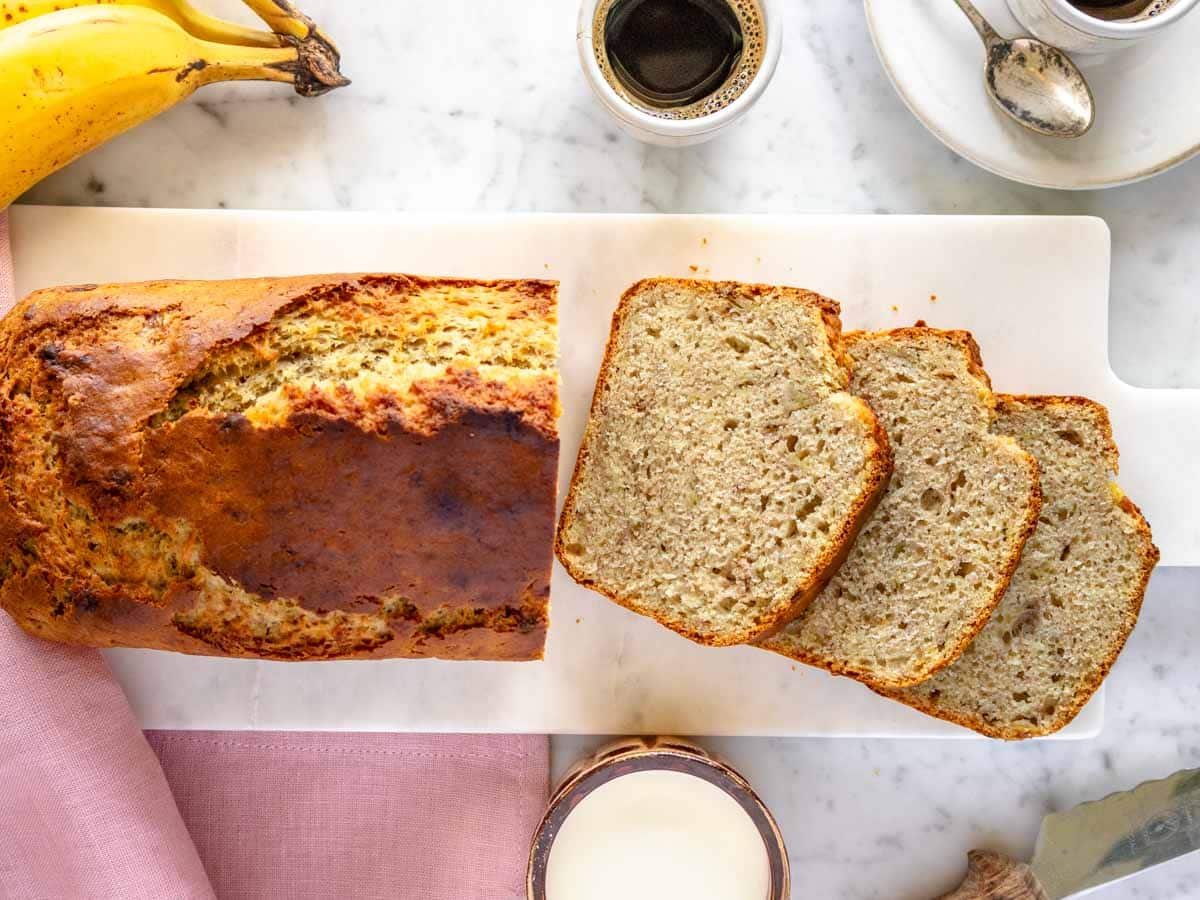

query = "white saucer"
[[865, 0, 1200, 189]]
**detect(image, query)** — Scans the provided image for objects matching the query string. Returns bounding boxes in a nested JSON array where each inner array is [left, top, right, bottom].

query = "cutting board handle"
[[936, 850, 1049, 900]]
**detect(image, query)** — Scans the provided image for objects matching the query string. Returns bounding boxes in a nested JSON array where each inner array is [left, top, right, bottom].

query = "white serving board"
[[11, 208, 1194, 738]]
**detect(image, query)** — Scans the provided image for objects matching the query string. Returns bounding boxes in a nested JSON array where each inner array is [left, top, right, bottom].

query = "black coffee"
[[1067, 0, 1174, 19], [591, 0, 766, 120], [604, 0, 744, 108]]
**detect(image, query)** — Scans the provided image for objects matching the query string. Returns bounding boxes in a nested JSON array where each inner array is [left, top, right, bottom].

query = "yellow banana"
[[0, 4, 347, 208], [0, 0, 281, 46]]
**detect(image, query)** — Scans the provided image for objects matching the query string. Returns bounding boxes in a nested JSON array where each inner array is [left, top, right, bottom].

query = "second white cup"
[[1006, 0, 1200, 55]]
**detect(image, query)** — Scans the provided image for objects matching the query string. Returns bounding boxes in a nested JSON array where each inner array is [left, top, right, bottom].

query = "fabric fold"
[[0, 617, 216, 899]]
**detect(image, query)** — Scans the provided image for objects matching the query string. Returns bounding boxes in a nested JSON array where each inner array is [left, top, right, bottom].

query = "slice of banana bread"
[[556, 278, 893, 646], [882, 396, 1158, 738], [761, 327, 1042, 688]]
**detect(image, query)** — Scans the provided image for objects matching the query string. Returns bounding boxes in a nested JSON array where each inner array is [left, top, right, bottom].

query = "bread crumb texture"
[[0, 274, 560, 660], [557, 278, 891, 646], [762, 328, 1042, 688], [885, 396, 1158, 738]]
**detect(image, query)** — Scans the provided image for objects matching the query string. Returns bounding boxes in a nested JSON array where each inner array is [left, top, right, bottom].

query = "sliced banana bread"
[[556, 278, 893, 646], [761, 327, 1042, 688], [883, 396, 1158, 738]]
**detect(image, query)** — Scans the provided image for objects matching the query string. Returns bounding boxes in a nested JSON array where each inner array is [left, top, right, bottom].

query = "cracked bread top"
[[0, 274, 559, 661]]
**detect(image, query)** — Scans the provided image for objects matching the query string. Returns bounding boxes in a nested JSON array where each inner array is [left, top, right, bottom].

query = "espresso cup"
[[576, 0, 783, 146], [1006, 0, 1200, 53]]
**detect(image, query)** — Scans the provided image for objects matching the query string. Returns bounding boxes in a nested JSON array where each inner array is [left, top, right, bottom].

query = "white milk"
[[545, 768, 770, 900]]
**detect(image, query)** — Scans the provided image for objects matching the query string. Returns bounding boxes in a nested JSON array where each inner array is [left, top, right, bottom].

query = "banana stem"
[[238, 0, 317, 42], [191, 29, 347, 96], [171, 1, 284, 48], [234, 0, 347, 95]]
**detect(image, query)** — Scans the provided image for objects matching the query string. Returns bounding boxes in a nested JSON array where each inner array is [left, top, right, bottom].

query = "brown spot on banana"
[[174, 59, 208, 82]]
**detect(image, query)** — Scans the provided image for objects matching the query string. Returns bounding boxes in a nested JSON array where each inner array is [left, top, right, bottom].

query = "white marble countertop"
[[20, 0, 1200, 896]]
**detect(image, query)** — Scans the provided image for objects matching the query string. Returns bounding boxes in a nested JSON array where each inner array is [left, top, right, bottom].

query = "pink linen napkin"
[[147, 731, 546, 900], [0, 616, 214, 899], [0, 209, 548, 900]]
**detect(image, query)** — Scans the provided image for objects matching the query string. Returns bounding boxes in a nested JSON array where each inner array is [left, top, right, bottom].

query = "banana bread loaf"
[[0, 274, 559, 661]]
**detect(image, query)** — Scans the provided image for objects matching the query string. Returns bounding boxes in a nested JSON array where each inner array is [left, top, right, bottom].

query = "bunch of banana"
[[0, 0, 347, 208]]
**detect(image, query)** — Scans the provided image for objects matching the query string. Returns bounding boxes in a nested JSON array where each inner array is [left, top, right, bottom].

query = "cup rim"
[[576, 0, 783, 137], [1040, 0, 1200, 38]]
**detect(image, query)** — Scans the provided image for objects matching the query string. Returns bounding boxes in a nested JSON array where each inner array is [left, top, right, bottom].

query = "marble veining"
[[16, 1, 1200, 895]]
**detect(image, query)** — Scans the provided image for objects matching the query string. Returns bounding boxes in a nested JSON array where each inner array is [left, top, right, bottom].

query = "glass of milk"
[[527, 736, 789, 900]]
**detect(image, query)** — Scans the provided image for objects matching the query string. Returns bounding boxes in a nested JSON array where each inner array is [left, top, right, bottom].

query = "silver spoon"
[[951, 0, 1095, 138]]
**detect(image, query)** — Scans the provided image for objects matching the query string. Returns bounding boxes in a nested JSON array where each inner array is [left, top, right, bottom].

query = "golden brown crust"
[[769, 449, 1041, 690], [0, 274, 559, 661], [846, 325, 995, 392], [748, 402, 894, 644], [994, 397, 1152, 738], [554, 278, 893, 646], [793, 449, 1041, 691], [997, 393, 1120, 473], [762, 325, 1043, 689], [873, 395, 1159, 739]]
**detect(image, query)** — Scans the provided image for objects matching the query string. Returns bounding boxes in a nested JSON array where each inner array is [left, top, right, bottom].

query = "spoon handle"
[[950, 0, 1002, 45]]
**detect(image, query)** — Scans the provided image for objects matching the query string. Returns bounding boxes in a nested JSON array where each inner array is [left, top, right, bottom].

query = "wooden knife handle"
[[936, 850, 1050, 900]]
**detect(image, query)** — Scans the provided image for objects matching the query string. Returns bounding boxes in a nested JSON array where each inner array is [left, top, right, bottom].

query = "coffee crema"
[[592, 0, 765, 120]]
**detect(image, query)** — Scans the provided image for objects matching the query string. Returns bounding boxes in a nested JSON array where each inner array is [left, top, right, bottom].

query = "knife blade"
[[937, 767, 1200, 899]]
